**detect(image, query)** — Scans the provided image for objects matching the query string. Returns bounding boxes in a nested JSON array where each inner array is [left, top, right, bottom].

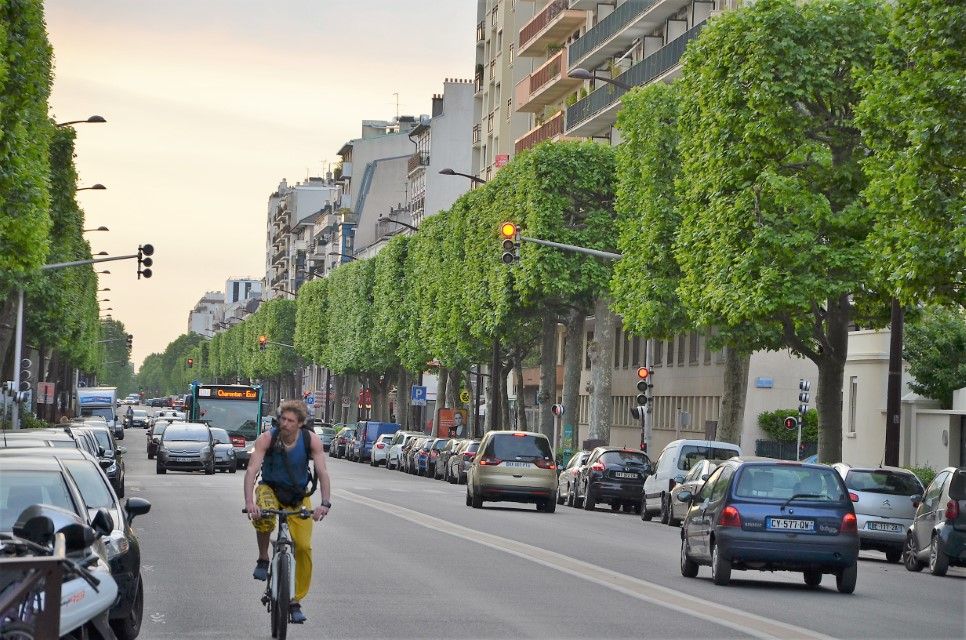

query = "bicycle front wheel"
[[274, 553, 290, 640]]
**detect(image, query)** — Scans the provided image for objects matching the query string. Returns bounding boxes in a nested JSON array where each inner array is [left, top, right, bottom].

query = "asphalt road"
[[121, 436, 965, 640]]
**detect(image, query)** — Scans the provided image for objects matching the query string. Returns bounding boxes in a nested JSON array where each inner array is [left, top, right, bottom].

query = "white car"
[[386, 431, 424, 470], [370, 434, 394, 466]]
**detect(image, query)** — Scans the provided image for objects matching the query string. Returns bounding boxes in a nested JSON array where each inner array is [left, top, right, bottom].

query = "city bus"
[[185, 383, 264, 468]]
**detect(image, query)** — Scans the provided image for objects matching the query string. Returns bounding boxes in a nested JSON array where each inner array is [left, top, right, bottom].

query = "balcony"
[[565, 20, 705, 137], [271, 248, 288, 265], [568, 0, 598, 9], [515, 110, 565, 154], [567, 0, 692, 72], [407, 151, 430, 175], [472, 123, 482, 147], [476, 19, 485, 46], [519, 1, 587, 58], [515, 48, 582, 113]]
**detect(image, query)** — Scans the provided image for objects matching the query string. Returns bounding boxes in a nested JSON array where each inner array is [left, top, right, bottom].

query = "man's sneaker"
[[289, 603, 306, 624], [253, 559, 269, 581]]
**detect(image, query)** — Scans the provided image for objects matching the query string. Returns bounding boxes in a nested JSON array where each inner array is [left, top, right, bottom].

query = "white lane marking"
[[149, 612, 166, 624], [336, 489, 836, 640]]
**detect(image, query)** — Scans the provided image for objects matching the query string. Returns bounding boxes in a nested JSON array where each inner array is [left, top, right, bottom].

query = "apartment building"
[[265, 177, 341, 298], [187, 291, 225, 336], [473, 0, 538, 181]]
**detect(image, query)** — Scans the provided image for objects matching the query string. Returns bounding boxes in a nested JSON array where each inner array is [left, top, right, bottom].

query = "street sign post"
[[411, 385, 427, 407]]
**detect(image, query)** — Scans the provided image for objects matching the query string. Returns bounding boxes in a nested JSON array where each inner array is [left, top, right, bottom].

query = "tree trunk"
[[538, 312, 557, 439], [561, 309, 585, 450], [588, 296, 617, 443], [501, 358, 512, 431], [514, 356, 527, 431], [815, 296, 850, 463], [434, 367, 448, 436], [396, 366, 410, 427], [447, 369, 460, 408], [488, 337, 501, 430], [716, 349, 751, 445], [467, 368, 481, 437], [0, 296, 16, 377]]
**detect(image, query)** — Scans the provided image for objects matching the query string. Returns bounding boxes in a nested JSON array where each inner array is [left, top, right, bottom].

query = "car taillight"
[[479, 457, 502, 466], [463, 451, 475, 458], [848, 492, 859, 502], [840, 512, 857, 534], [534, 458, 556, 470], [230, 436, 246, 448], [591, 462, 605, 472], [718, 506, 742, 528], [945, 500, 960, 521], [375, 443, 385, 449]]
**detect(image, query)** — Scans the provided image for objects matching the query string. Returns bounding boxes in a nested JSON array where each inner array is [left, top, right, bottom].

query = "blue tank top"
[[260, 428, 310, 489]]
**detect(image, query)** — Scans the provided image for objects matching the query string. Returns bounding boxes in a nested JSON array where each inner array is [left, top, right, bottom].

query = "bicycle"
[[242, 507, 311, 640]]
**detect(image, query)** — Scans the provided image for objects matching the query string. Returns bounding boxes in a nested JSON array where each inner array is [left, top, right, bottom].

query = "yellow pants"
[[251, 484, 313, 602]]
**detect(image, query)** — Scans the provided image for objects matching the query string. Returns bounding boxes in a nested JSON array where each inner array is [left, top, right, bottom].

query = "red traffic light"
[[186, 358, 194, 368], [784, 416, 798, 430], [636, 367, 650, 380]]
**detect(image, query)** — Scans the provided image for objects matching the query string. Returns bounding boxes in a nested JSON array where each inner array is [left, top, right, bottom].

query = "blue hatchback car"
[[678, 458, 859, 593]]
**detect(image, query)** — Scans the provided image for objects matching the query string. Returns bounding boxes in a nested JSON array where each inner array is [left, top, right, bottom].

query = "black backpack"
[[263, 427, 318, 507]]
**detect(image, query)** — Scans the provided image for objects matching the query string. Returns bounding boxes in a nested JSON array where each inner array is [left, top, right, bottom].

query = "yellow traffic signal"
[[500, 222, 517, 238], [499, 222, 520, 264]]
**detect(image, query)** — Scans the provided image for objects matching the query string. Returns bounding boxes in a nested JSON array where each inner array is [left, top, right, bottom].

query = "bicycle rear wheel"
[[274, 552, 290, 640]]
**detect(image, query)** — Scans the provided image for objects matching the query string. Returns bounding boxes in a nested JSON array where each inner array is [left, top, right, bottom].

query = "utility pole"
[[884, 299, 903, 466]]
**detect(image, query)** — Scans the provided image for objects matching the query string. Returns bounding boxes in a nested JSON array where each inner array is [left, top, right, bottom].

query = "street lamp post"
[[328, 252, 358, 262], [55, 115, 106, 128], [77, 184, 106, 192], [569, 68, 633, 91], [272, 286, 298, 297], [438, 168, 486, 185], [83, 226, 109, 233], [379, 216, 418, 232]]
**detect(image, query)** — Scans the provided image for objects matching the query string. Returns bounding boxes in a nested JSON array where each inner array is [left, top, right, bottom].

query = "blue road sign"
[[306, 395, 315, 405], [411, 385, 427, 407]]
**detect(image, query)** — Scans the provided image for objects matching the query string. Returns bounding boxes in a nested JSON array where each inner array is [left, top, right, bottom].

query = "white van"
[[641, 438, 741, 523]]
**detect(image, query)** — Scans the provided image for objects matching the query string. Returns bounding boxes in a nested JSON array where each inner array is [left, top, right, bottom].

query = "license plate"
[[615, 472, 638, 479], [867, 521, 902, 533], [504, 461, 531, 468], [767, 518, 815, 531], [173, 457, 193, 462]]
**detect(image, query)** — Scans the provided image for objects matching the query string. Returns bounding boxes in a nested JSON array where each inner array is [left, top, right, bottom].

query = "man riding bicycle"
[[244, 400, 331, 624]]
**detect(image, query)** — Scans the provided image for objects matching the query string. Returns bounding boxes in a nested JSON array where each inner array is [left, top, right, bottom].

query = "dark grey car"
[[157, 424, 215, 475], [904, 467, 966, 576], [209, 427, 238, 473]]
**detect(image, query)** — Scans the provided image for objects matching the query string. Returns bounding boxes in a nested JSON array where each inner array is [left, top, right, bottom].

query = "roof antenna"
[[393, 92, 399, 121]]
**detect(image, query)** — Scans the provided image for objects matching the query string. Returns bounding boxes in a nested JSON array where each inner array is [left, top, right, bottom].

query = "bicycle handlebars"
[[242, 507, 312, 519]]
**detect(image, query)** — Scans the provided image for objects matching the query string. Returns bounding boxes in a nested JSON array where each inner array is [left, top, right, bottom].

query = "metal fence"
[[567, 0, 654, 68], [755, 439, 818, 461]]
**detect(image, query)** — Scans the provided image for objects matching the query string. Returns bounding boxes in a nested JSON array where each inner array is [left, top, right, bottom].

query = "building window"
[[848, 376, 858, 434], [507, 98, 512, 121], [666, 337, 675, 367], [632, 336, 641, 366], [613, 328, 622, 368], [585, 331, 594, 370], [678, 334, 686, 366], [653, 340, 663, 367], [689, 332, 699, 365], [704, 333, 712, 365]]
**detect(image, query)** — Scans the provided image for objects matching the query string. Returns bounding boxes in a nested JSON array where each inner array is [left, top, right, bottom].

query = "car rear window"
[[845, 470, 922, 495], [679, 445, 739, 471], [0, 470, 77, 530], [488, 434, 552, 460], [734, 465, 846, 502], [600, 451, 650, 466], [949, 470, 965, 500], [433, 439, 449, 450], [63, 459, 115, 510]]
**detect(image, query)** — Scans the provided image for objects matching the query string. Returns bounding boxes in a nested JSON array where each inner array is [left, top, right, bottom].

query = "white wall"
[[425, 81, 475, 218]]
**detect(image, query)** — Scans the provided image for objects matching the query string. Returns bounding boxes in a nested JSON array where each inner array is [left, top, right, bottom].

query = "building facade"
[[187, 291, 225, 336]]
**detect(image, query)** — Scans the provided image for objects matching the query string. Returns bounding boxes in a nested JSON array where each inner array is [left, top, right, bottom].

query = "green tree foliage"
[[321, 260, 374, 374], [369, 235, 409, 371], [856, 0, 965, 304], [0, 0, 54, 291], [903, 305, 966, 408], [673, 0, 889, 461], [758, 408, 819, 444], [97, 319, 135, 394], [252, 299, 297, 378], [136, 332, 205, 395], [294, 278, 328, 363]]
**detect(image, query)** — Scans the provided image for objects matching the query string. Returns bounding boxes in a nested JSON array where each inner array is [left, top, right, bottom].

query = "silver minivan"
[[831, 463, 924, 563]]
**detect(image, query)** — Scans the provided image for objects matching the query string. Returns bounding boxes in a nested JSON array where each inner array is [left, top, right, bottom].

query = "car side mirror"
[[91, 508, 114, 536], [675, 474, 686, 484], [677, 490, 693, 503], [98, 446, 105, 457], [125, 497, 151, 523], [701, 474, 710, 481], [117, 446, 127, 456]]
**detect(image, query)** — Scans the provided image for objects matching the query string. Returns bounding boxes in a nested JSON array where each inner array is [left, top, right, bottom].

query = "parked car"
[[447, 439, 480, 485], [387, 431, 424, 470], [426, 438, 450, 478], [313, 425, 336, 452], [0, 447, 151, 639], [369, 434, 394, 467], [466, 431, 557, 512], [556, 451, 590, 507], [352, 421, 401, 462], [667, 459, 719, 525], [330, 427, 355, 459], [209, 427, 239, 473], [156, 423, 215, 475], [904, 466, 965, 576], [831, 463, 924, 563], [65, 425, 106, 459], [575, 448, 651, 513], [413, 438, 436, 476], [435, 439, 464, 480], [678, 458, 859, 593], [85, 425, 127, 497], [1, 428, 88, 452], [146, 419, 179, 459], [402, 437, 428, 474], [643, 439, 741, 523]]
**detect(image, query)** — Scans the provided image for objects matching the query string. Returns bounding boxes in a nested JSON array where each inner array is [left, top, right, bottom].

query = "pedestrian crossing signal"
[[784, 416, 798, 430]]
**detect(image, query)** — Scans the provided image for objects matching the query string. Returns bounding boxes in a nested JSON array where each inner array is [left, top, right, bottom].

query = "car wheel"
[[156, 462, 166, 475], [566, 486, 575, 508], [465, 489, 472, 507], [836, 562, 857, 594], [680, 538, 699, 578], [542, 499, 556, 514], [633, 502, 642, 515], [641, 497, 653, 521], [229, 463, 237, 474], [147, 451, 154, 460], [884, 548, 902, 564], [205, 461, 215, 475], [803, 570, 822, 588], [110, 575, 143, 640], [611, 502, 621, 512], [659, 493, 670, 524], [583, 486, 596, 511], [928, 536, 949, 576], [471, 490, 483, 509], [903, 533, 924, 572], [117, 482, 125, 498], [556, 486, 565, 505], [711, 542, 731, 586]]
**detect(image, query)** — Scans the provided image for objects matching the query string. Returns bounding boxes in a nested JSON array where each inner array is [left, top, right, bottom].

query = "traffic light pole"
[[644, 338, 653, 453], [519, 236, 621, 261]]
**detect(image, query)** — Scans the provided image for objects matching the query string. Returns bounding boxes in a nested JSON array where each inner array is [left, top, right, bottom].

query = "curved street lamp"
[[439, 168, 486, 185], [569, 68, 632, 91], [83, 226, 109, 233], [328, 252, 359, 262], [379, 215, 418, 232], [96, 270, 111, 275], [56, 115, 106, 128], [77, 184, 106, 192], [272, 286, 298, 297], [98, 288, 110, 292]]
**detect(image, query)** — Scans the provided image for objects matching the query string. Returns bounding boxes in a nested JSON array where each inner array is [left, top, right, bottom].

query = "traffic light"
[[798, 378, 811, 415], [186, 358, 194, 368], [635, 366, 652, 405], [784, 416, 799, 430], [258, 335, 268, 351], [19, 358, 31, 392], [499, 222, 520, 264], [137, 243, 154, 279], [125, 334, 133, 350]]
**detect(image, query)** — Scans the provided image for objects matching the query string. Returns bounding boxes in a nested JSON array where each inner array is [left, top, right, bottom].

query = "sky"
[[44, 0, 477, 368]]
